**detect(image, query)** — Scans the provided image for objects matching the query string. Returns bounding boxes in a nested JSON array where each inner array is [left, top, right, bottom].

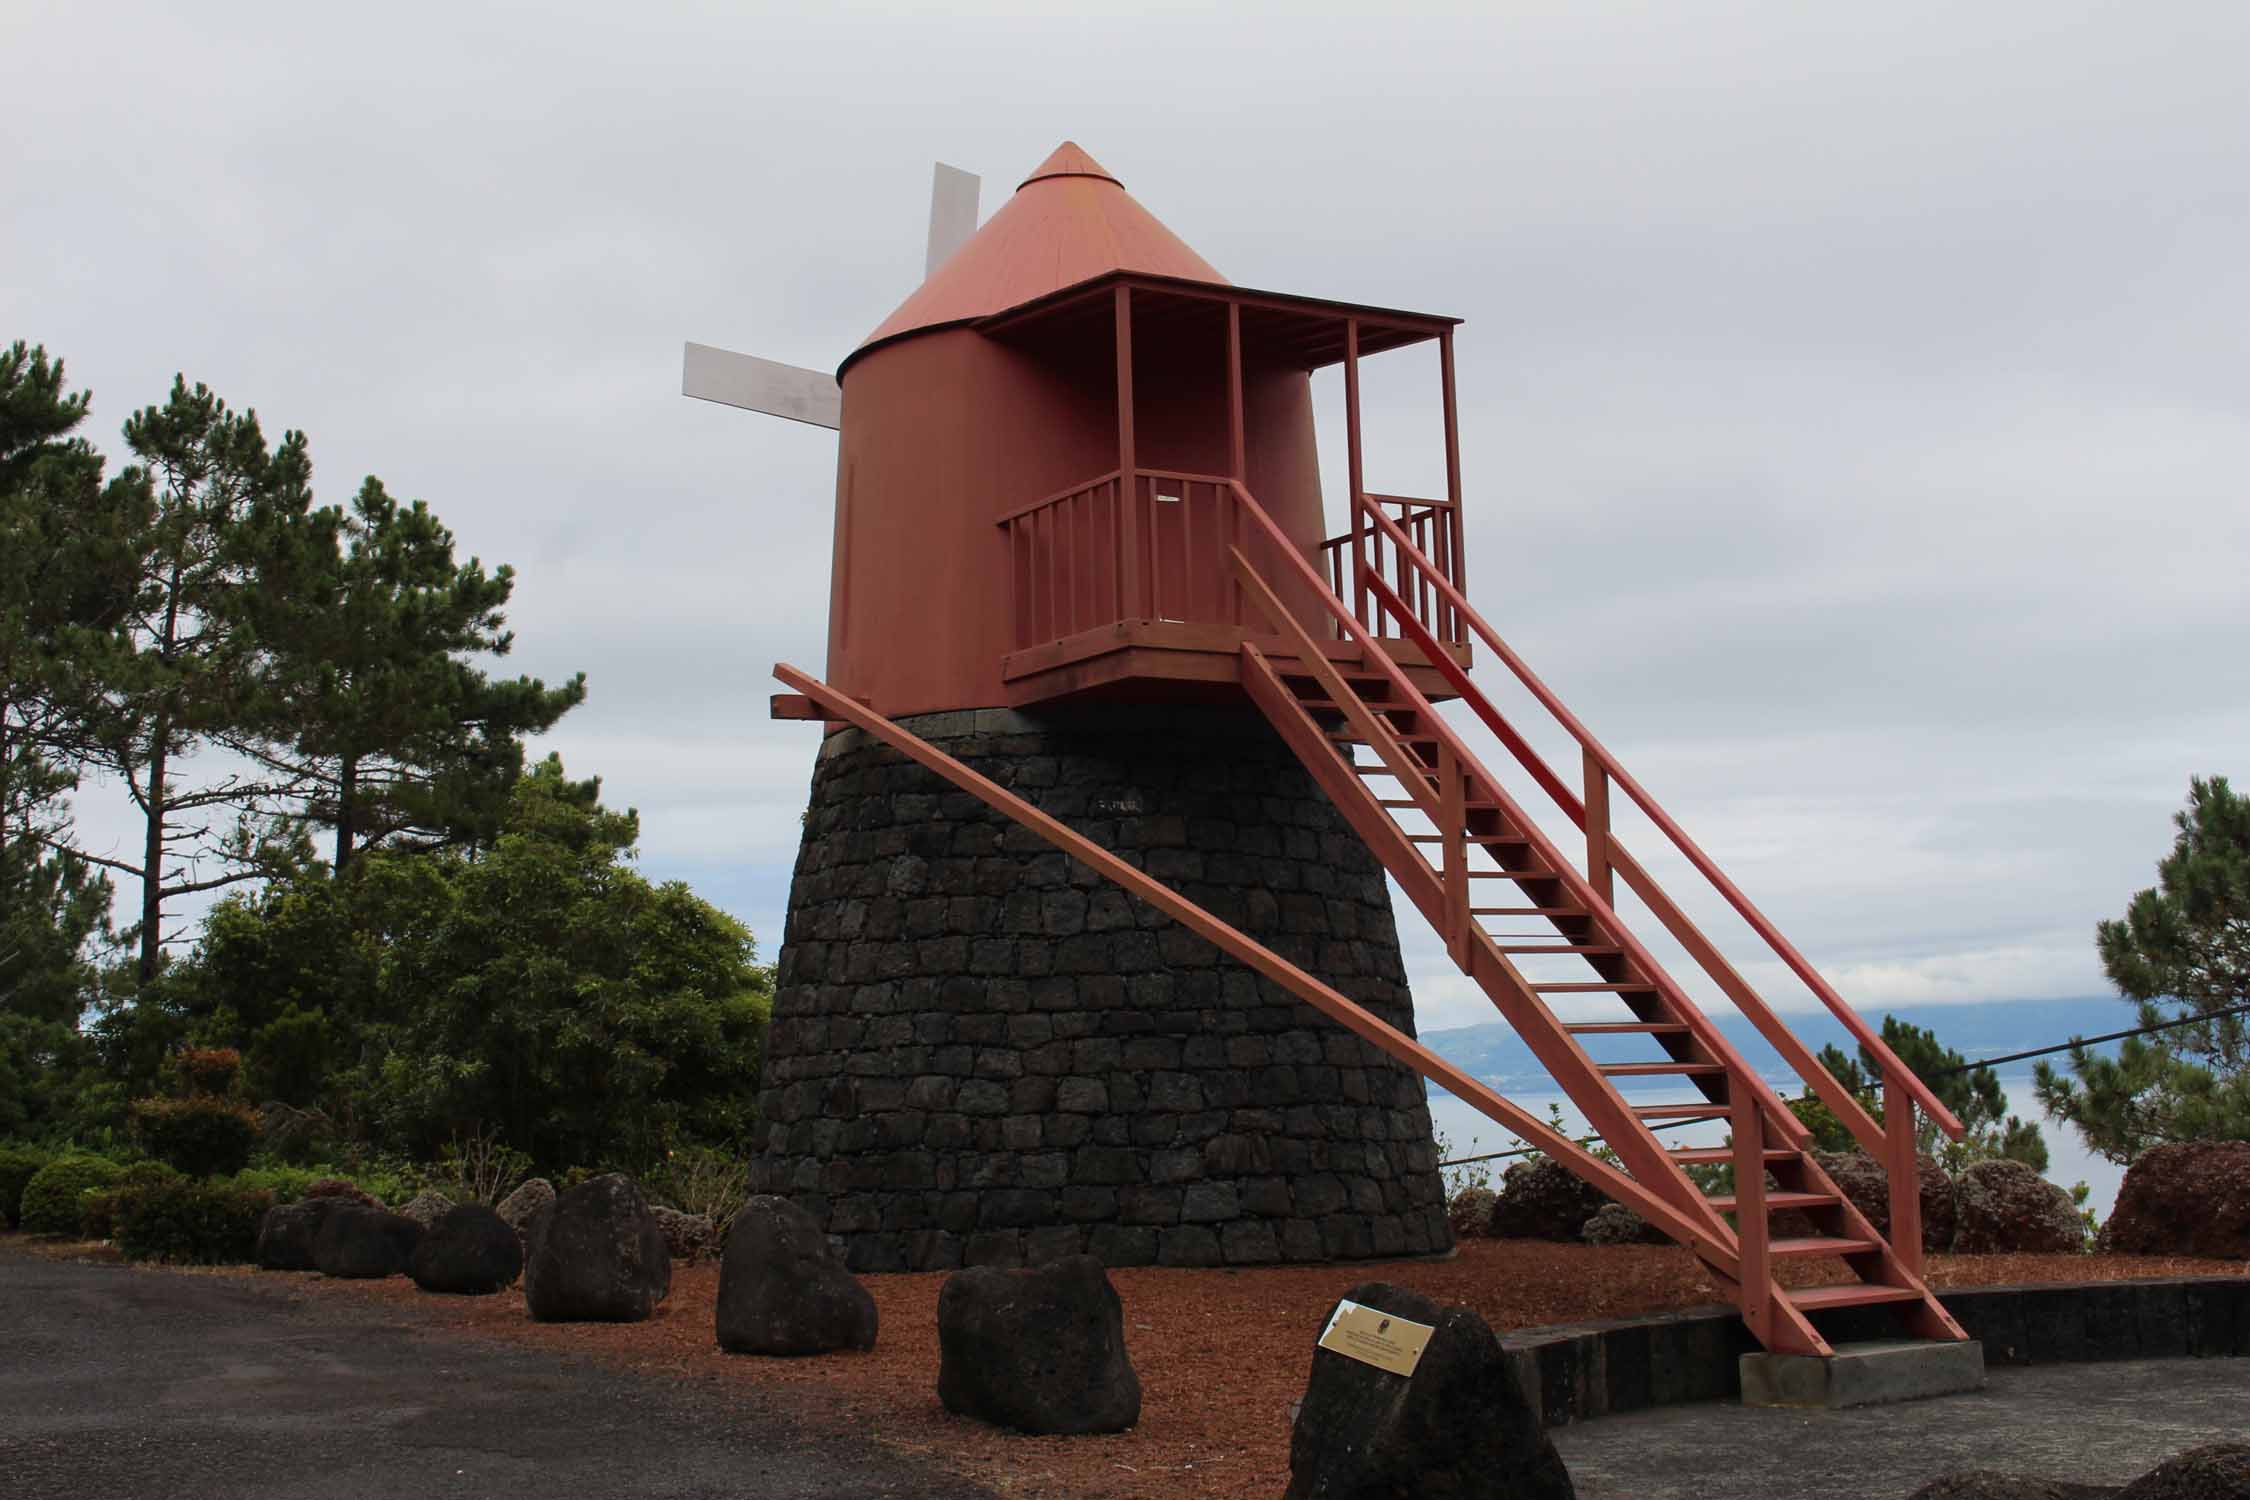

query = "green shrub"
[[133, 1096, 259, 1177], [20, 1155, 123, 1235], [80, 1161, 182, 1240], [113, 1179, 274, 1264], [173, 1046, 243, 1097], [0, 1143, 52, 1227]]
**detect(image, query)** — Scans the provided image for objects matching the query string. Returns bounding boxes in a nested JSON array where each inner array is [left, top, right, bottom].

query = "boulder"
[[409, 1204, 524, 1295], [1581, 1202, 1668, 1246], [1907, 1476, 2116, 1500], [1285, 1281, 1574, 1500], [1486, 1158, 1607, 1242], [2103, 1143, 2250, 1259], [313, 1205, 423, 1279], [2116, 1443, 2250, 1499], [495, 1177, 555, 1240], [397, 1189, 456, 1229], [1816, 1150, 1959, 1254], [1446, 1186, 1497, 1238], [1952, 1159, 2083, 1255], [936, 1254, 1140, 1434], [256, 1198, 343, 1271], [715, 1196, 878, 1355], [651, 1204, 719, 1262], [522, 1173, 670, 1323]]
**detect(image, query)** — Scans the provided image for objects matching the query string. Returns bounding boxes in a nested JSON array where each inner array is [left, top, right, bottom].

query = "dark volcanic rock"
[[522, 1173, 671, 1323], [1285, 1280, 1573, 1500], [1447, 1186, 1497, 1239], [313, 1205, 423, 1279], [651, 1204, 719, 1262], [1817, 1149, 1959, 1253], [1486, 1158, 1608, 1243], [2117, 1443, 2250, 1499], [495, 1177, 555, 1240], [715, 1196, 878, 1355], [409, 1204, 524, 1295], [397, 1190, 455, 1229], [2104, 1143, 2250, 1259], [1907, 1476, 2117, 1499], [936, 1254, 1140, 1434], [1953, 1159, 2083, 1255], [256, 1198, 343, 1270]]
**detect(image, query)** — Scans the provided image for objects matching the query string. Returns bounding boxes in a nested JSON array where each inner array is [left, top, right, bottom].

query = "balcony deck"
[[999, 617, 1468, 708]]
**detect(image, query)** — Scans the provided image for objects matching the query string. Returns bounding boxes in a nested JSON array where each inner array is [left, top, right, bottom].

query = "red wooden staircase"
[[775, 473, 1974, 1358]]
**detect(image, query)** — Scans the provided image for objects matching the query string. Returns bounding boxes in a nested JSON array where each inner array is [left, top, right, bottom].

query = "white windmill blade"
[[926, 162, 981, 276], [681, 342, 841, 431]]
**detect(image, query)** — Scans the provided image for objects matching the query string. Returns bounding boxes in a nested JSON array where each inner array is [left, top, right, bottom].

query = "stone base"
[[1739, 1339, 1986, 1409], [755, 703, 1452, 1273]]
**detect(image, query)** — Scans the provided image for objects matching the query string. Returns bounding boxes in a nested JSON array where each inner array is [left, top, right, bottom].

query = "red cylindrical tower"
[[757, 144, 1464, 1273]]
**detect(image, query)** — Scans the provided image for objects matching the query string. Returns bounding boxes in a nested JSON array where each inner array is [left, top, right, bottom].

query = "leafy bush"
[[0, 1142, 52, 1227], [172, 1046, 243, 1097], [113, 1179, 275, 1264], [132, 1095, 259, 1177], [640, 1144, 751, 1226], [19, 1155, 123, 1235], [80, 1161, 182, 1239]]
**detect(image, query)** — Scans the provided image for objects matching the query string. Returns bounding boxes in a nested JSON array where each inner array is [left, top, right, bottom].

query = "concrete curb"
[[1501, 1274, 2250, 1428]]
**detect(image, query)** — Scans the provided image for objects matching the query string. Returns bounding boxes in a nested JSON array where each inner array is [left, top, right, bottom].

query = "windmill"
[[680, 163, 981, 432], [697, 143, 1973, 1377]]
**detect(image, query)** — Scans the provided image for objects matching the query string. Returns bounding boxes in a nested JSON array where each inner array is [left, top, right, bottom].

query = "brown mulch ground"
[[44, 1238, 2230, 1500]]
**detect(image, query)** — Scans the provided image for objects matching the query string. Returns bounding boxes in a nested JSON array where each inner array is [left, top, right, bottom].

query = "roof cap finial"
[[1020, 141, 1118, 189]]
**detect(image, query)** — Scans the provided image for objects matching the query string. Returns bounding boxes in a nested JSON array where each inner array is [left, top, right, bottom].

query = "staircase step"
[[1567, 1022, 1690, 1035], [1353, 765, 1435, 780], [1769, 1236, 1881, 1258], [1408, 833, 1528, 846], [1631, 1102, 1728, 1120], [1471, 869, 1560, 880], [1710, 1191, 1840, 1214], [1786, 1284, 1926, 1312], [1672, 1146, 1792, 1166], [1474, 906, 1585, 917], [1325, 727, 1439, 745], [1493, 943, 1620, 956], [1381, 797, 1501, 811], [1534, 981, 1657, 993], [1597, 1061, 1727, 1077]]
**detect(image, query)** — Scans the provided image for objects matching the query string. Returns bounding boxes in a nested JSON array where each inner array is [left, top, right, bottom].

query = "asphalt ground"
[[0, 1245, 993, 1500], [7, 1239, 2244, 1500], [1553, 1353, 2250, 1499]]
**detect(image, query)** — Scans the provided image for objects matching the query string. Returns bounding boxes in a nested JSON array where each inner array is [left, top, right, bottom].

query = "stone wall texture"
[[753, 703, 1452, 1273]]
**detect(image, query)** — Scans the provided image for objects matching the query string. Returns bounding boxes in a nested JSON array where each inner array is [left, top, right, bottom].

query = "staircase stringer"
[[771, 660, 1731, 1267], [1241, 646, 1743, 1272]]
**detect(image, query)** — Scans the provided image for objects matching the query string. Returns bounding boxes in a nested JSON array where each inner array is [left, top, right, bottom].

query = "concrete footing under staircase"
[[1739, 1338, 1986, 1409]]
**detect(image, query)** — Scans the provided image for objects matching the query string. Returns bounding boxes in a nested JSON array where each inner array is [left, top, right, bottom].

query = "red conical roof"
[[852, 142, 1228, 361]]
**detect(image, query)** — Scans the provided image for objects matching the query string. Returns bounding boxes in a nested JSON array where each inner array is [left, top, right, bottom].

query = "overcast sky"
[[6, 0, 2245, 1037]]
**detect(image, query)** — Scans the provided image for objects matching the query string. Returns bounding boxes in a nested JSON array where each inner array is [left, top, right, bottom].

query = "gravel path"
[[0, 1246, 992, 1500]]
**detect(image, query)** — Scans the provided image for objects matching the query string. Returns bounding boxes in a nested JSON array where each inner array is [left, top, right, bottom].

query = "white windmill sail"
[[683, 162, 982, 433]]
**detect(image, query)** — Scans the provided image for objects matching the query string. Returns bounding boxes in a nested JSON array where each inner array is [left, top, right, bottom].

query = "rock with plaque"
[[1286, 1282, 1575, 1500]]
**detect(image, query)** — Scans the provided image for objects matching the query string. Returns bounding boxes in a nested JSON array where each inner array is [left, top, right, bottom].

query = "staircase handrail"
[[1348, 493, 1966, 1139], [1224, 479, 1815, 1161]]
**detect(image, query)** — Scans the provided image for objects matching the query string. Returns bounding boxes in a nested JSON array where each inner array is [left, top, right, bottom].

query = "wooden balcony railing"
[[999, 468, 1300, 651], [1001, 471, 1472, 654], [1319, 493, 1465, 645]]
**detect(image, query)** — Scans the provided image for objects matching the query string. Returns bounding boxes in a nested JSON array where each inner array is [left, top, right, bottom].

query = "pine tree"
[[0, 343, 127, 1031], [1810, 1014, 2048, 1171], [2035, 775, 2250, 1161], [74, 378, 315, 980], [239, 477, 585, 872]]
